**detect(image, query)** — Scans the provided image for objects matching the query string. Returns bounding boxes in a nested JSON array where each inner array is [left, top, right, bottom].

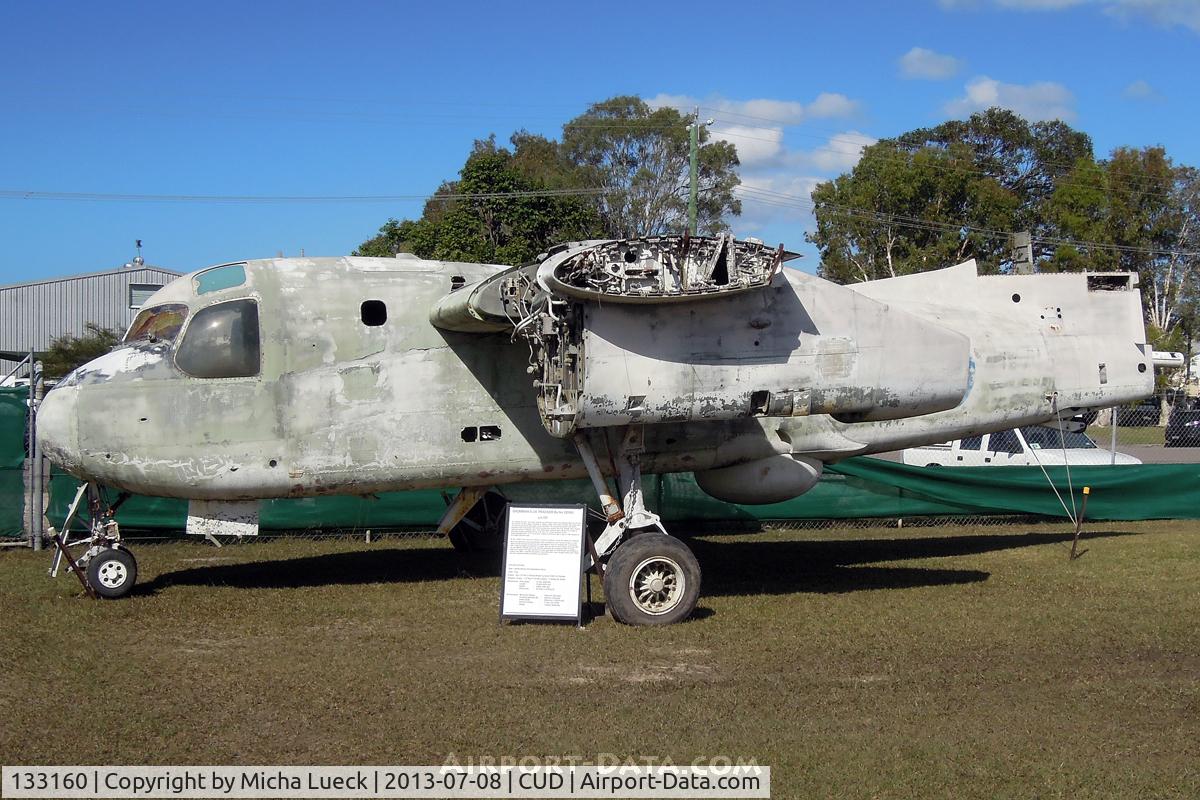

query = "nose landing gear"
[[49, 482, 137, 599]]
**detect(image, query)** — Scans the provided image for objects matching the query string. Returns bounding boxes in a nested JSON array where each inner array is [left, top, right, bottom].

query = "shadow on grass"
[[137, 528, 1141, 598], [138, 546, 472, 595], [691, 528, 1142, 597]]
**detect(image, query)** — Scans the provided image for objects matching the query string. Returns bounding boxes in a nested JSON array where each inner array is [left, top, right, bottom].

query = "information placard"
[[499, 504, 587, 624]]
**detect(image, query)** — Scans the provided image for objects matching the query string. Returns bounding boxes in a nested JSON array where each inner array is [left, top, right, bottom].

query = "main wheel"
[[86, 547, 138, 599], [448, 490, 508, 554], [603, 533, 701, 626]]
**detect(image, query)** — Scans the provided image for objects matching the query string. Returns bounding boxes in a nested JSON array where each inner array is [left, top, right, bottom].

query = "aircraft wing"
[[430, 235, 972, 439]]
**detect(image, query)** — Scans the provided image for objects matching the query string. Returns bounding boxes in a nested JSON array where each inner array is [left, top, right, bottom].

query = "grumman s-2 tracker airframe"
[[38, 234, 1153, 624]]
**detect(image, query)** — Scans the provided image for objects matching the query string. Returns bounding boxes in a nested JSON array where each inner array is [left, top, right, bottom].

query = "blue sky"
[[1, 0, 1197, 284]]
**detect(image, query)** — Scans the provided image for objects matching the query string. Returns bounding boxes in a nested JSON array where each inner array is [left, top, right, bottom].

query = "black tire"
[[448, 490, 507, 554], [603, 533, 701, 626], [86, 547, 137, 599]]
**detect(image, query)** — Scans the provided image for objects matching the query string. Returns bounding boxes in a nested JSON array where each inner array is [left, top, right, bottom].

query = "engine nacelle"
[[694, 454, 823, 505]]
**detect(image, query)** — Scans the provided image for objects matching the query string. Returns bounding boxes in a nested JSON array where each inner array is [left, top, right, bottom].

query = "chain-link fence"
[[1109, 387, 1200, 449]]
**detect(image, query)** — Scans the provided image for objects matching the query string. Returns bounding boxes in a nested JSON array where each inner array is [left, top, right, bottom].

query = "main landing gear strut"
[[574, 426, 701, 626], [440, 427, 702, 625], [49, 481, 138, 599]]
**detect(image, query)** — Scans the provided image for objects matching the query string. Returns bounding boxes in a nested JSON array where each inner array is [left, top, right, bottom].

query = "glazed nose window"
[[175, 299, 261, 378], [124, 303, 189, 345]]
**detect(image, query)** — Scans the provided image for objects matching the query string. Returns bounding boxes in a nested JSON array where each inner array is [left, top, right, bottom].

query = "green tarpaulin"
[[661, 460, 1200, 522], [39, 459, 1200, 534], [4, 386, 1198, 537], [0, 388, 29, 538]]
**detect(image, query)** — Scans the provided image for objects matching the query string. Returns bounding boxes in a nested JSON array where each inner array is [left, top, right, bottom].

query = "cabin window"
[[193, 263, 247, 295], [959, 435, 983, 451], [361, 300, 387, 326], [124, 303, 189, 345], [175, 299, 260, 378]]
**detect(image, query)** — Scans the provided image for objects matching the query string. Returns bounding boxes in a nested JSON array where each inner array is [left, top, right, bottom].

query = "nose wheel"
[[48, 481, 138, 599], [85, 546, 138, 599]]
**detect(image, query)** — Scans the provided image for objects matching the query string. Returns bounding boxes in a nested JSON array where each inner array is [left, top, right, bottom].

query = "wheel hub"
[[629, 556, 685, 616], [97, 560, 127, 588]]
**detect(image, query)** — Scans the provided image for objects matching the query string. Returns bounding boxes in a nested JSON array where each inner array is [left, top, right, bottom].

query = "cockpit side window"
[[124, 303, 189, 345], [175, 299, 260, 378]]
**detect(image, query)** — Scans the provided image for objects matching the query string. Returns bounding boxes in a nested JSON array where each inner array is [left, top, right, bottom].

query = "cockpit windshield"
[[174, 299, 260, 378], [124, 303, 189, 345]]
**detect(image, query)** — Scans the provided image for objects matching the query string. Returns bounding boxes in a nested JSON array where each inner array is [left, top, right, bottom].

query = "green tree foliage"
[[354, 133, 603, 266], [561, 96, 740, 237], [1047, 148, 1199, 338], [808, 108, 1092, 283], [354, 96, 743, 264], [42, 323, 119, 379]]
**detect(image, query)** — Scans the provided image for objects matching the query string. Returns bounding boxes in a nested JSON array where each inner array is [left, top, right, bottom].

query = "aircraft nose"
[[37, 384, 83, 474]]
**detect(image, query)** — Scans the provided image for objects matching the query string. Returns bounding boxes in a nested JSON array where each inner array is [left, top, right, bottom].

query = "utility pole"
[[688, 107, 700, 236], [1010, 231, 1034, 274]]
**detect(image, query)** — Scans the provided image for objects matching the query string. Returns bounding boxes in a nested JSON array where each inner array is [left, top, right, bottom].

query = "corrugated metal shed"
[[1, 264, 180, 375]]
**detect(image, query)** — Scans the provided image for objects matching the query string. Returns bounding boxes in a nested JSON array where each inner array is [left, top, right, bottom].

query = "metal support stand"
[[50, 532, 96, 599], [436, 486, 490, 536], [1070, 486, 1091, 561], [49, 483, 89, 579]]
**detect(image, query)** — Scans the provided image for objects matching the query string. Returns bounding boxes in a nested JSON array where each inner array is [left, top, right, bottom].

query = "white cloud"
[[647, 93, 806, 124], [646, 92, 859, 125], [733, 174, 825, 235], [944, 76, 1076, 121], [899, 47, 963, 79], [805, 93, 861, 118], [1122, 79, 1163, 101], [938, 0, 1200, 33], [732, 132, 875, 234], [646, 93, 871, 239], [1103, 0, 1200, 34], [787, 131, 879, 173], [709, 124, 785, 168]]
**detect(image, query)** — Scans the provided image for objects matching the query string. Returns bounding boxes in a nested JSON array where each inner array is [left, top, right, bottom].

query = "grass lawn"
[[1, 523, 1197, 799], [1094, 425, 1167, 447]]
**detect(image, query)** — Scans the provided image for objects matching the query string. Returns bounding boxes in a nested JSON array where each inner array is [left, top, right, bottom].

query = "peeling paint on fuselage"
[[37, 255, 1153, 501]]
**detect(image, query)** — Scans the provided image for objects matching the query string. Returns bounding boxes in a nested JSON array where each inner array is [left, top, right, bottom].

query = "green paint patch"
[[193, 263, 246, 295]]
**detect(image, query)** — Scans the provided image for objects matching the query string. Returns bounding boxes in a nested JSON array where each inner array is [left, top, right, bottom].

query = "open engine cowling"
[[694, 454, 823, 505]]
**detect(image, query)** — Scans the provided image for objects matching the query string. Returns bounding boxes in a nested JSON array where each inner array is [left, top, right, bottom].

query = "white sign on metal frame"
[[499, 504, 587, 624]]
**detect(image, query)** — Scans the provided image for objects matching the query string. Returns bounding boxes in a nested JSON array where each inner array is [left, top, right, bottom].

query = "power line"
[[734, 185, 1200, 259], [0, 188, 613, 204], [5, 182, 1194, 260]]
